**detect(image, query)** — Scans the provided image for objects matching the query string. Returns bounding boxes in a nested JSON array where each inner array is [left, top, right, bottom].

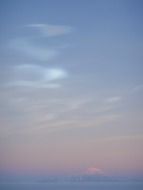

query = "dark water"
[[0, 182, 143, 190]]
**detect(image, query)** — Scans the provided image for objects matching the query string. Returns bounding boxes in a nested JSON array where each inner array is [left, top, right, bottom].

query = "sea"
[[0, 181, 143, 190]]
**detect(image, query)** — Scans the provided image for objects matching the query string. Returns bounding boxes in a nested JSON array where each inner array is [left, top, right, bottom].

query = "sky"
[[0, 0, 143, 178]]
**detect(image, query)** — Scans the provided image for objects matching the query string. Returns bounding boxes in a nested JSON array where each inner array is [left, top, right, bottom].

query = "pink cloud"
[[85, 167, 105, 175]]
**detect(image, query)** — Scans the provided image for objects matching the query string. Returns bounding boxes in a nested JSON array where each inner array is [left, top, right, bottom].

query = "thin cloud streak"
[[9, 38, 59, 61], [26, 24, 73, 37], [105, 96, 122, 103], [132, 84, 143, 93], [6, 64, 67, 88]]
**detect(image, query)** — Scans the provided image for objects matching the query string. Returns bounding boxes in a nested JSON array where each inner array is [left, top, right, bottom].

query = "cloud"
[[67, 98, 92, 111], [93, 96, 122, 114], [85, 167, 105, 175], [9, 38, 58, 61], [26, 24, 73, 37], [105, 96, 121, 103], [132, 84, 143, 93], [44, 68, 67, 81], [96, 104, 115, 113], [91, 114, 120, 127], [8, 64, 67, 88], [8, 24, 73, 62]]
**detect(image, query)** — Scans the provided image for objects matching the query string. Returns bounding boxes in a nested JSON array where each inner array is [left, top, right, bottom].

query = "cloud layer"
[[26, 24, 73, 37], [8, 64, 67, 88]]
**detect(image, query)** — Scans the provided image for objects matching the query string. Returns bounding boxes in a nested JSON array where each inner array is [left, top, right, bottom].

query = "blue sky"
[[0, 0, 143, 177]]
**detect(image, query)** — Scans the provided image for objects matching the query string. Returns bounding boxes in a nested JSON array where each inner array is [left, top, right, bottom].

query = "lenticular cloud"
[[10, 64, 68, 88]]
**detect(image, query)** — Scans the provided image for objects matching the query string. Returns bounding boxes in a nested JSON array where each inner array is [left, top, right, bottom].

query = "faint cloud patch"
[[7, 64, 67, 88], [94, 96, 122, 114], [26, 24, 73, 37], [132, 84, 143, 93], [9, 38, 58, 61], [8, 23, 73, 61], [85, 167, 105, 175], [105, 96, 122, 103], [67, 98, 92, 111]]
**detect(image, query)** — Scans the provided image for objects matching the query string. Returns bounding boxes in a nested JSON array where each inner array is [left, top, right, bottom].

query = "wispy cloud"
[[105, 96, 122, 103], [8, 23, 73, 62], [9, 38, 59, 61], [94, 96, 122, 114], [90, 114, 120, 127], [26, 24, 73, 37], [132, 84, 143, 93], [85, 167, 105, 175], [7, 64, 67, 88], [1, 23, 123, 135], [67, 98, 92, 111]]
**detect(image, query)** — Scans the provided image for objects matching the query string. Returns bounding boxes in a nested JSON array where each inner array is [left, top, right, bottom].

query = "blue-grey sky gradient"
[[0, 0, 143, 177]]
